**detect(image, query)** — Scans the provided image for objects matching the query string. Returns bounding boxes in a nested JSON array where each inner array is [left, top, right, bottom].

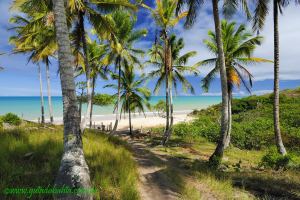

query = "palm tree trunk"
[[224, 88, 232, 149], [79, 11, 92, 133], [112, 57, 121, 132], [164, 80, 174, 145], [46, 60, 54, 123], [52, 0, 92, 199], [162, 33, 171, 145], [89, 76, 96, 128], [164, 78, 170, 140], [79, 90, 83, 122], [273, 0, 287, 155], [128, 100, 133, 136], [209, 0, 230, 166], [38, 63, 45, 124]]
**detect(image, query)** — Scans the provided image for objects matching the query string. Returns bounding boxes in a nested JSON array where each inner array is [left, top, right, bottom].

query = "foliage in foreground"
[[0, 125, 139, 200], [1, 113, 22, 126], [147, 133, 300, 199], [260, 148, 299, 170], [152, 88, 300, 152]]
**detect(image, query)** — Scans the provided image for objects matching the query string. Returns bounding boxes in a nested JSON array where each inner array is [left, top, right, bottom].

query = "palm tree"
[[52, 0, 92, 199], [176, 0, 251, 166], [9, 15, 56, 124], [88, 42, 109, 128], [38, 63, 45, 124], [253, 0, 300, 155], [106, 66, 151, 136], [104, 10, 146, 132], [10, 2, 56, 124], [147, 35, 200, 144], [142, 0, 187, 144], [76, 81, 87, 122], [67, 0, 137, 132], [76, 40, 110, 128], [199, 20, 272, 148]]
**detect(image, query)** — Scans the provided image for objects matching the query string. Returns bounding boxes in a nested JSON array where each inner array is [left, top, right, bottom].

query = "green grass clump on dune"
[[0, 124, 139, 200], [149, 135, 300, 199], [152, 88, 300, 152], [147, 88, 300, 198], [85, 130, 139, 200]]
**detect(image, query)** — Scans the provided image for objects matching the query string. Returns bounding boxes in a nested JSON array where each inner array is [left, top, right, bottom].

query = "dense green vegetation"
[[79, 93, 115, 106], [151, 88, 300, 167], [0, 123, 139, 200], [1, 113, 22, 126], [144, 134, 300, 199]]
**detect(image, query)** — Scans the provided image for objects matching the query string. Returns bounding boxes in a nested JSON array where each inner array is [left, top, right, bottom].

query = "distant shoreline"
[[30, 110, 195, 130], [31, 110, 193, 124], [0, 96, 222, 120]]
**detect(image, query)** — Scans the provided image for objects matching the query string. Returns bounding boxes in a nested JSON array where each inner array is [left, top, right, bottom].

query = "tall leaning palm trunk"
[[209, 0, 229, 165], [128, 99, 133, 136], [46, 61, 54, 123], [52, 0, 92, 199], [112, 59, 121, 132], [38, 63, 45, 124], [89, 75, 96, 128], [224, 88, 232, 148], [273, 0, 287, 155], [112, 57, 122, 132], [79, 11, 93, 132], [162, 32, 171, 145]]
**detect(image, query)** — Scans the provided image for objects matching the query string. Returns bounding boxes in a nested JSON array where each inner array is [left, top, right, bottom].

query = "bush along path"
[[114, 131, 256, 200], [113, 129, 300, 200]]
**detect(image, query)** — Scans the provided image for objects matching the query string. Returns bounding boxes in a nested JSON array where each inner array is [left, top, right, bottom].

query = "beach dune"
[[35, 110, 194, 131]]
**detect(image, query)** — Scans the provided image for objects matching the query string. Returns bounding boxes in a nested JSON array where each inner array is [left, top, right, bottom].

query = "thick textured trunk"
[[209, 0, 230, 166], [164, 80, 174, 145], [273, 0, 287, 155], [162, 33, 171, 145], [46, 61, 54, 123], [112, 58, 121, 132], [52, 0, 92, 199], [79, 91, 83, 122], [79, 11, 92, 132], [89, 76, 96, 128], [38, 64, 45, 124], [128, 100, 133, 136], [224, 89, 232, 149]]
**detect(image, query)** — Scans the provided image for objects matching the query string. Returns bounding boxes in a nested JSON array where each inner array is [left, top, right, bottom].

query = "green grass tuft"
[[0, 126, 139, 200]]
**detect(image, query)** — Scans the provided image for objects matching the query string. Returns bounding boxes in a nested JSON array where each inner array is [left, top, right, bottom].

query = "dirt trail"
[[116, 131, 220, 200], [126, 138, 180, 200]]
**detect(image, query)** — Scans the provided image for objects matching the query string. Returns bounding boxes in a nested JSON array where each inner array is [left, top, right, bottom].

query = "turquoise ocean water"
[[0, 96, 222, 120]]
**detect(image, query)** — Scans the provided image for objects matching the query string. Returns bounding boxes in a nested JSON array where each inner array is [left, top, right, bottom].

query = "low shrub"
[[167, 89, 300, 150], [1, 113, 22, 126], [259, 148, 294, 170]]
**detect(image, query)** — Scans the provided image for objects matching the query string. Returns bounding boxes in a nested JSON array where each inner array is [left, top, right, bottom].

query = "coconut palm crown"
[[147, 35, 200, 95], [199, 20, 272, 93]]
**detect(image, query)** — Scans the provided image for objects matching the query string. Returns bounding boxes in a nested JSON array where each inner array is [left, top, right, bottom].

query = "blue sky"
[[0, 0, 300, 96]]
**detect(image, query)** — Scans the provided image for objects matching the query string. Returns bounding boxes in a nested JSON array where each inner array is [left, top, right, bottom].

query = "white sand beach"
[[34, 110, 194, 130]]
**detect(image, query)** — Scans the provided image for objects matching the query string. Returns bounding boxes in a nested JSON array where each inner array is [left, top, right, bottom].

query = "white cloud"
[[174, 3, 300, 81], [252, 90, 273, 95], [201, 92, 222, 96]]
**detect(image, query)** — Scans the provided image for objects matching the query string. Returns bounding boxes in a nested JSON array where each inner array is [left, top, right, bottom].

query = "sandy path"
[[119, 133, 180, 200], [116, 132, 222, 200]]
